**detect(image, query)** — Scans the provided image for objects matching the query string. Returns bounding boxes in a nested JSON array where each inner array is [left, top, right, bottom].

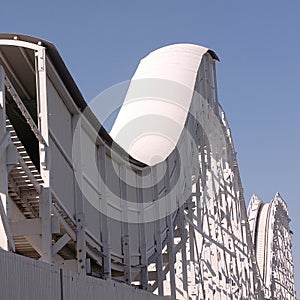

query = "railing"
[[5, 76, 46, 145]]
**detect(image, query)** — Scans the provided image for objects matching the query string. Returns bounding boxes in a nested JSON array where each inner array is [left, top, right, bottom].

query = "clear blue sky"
[[1, 0, 299, 293]]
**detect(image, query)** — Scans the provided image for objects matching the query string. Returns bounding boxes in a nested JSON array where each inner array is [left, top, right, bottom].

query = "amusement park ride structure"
[[0, 33, 296, 299]]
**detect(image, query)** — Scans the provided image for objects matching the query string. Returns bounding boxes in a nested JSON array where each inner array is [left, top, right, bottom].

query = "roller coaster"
[[0, 34, 296, 299]]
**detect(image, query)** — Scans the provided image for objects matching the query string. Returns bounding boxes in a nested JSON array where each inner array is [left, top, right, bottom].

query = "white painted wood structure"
[[0, 33, 296, 299]]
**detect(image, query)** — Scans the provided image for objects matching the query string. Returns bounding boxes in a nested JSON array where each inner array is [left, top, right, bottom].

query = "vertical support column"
[[120, 164, 131, 284], [171, 148, 188, 299], [0, 66, 8, 250], [179, 206, 189, 298], [165, 159, 176, 299], [36, 47, 49, 181], [39, 186, 52, 262], [166, 215, 176, 299], [72, 114, 86, 273], [99, 144, 111, 279], [35, 47, 52, 263], [187, 198, 196, 294], [138, 170, 149, 290], [153, 166, 164, 296]]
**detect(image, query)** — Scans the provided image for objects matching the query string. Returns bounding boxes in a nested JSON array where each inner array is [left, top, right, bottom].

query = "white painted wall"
[[0, 249, 166, 300]]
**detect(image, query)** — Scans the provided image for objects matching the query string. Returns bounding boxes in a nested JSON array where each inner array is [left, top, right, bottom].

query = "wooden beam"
[[10, 217, 60, 236], [52, 233, 71, 256]]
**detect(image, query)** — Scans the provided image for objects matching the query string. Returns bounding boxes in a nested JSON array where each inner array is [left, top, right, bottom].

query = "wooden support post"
[[138, 171, 149, 290], [72, 114, 86, 273], [187, 198, 196, 298], [99, 144, 111, 279], [35, 47, 49, 175], [0, 66, 8, 250], [120, 164, 131, 284], [180, 204, 188, 295], [165, 159, 176, 299], [39, 186, 52, 262], [0, 195, 15, 251], [35, 47, 53, 263], [153, 166, 164, 296]]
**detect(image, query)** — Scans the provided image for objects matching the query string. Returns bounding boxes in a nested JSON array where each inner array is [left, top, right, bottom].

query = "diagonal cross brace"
[[52, 233, 71, 256]]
